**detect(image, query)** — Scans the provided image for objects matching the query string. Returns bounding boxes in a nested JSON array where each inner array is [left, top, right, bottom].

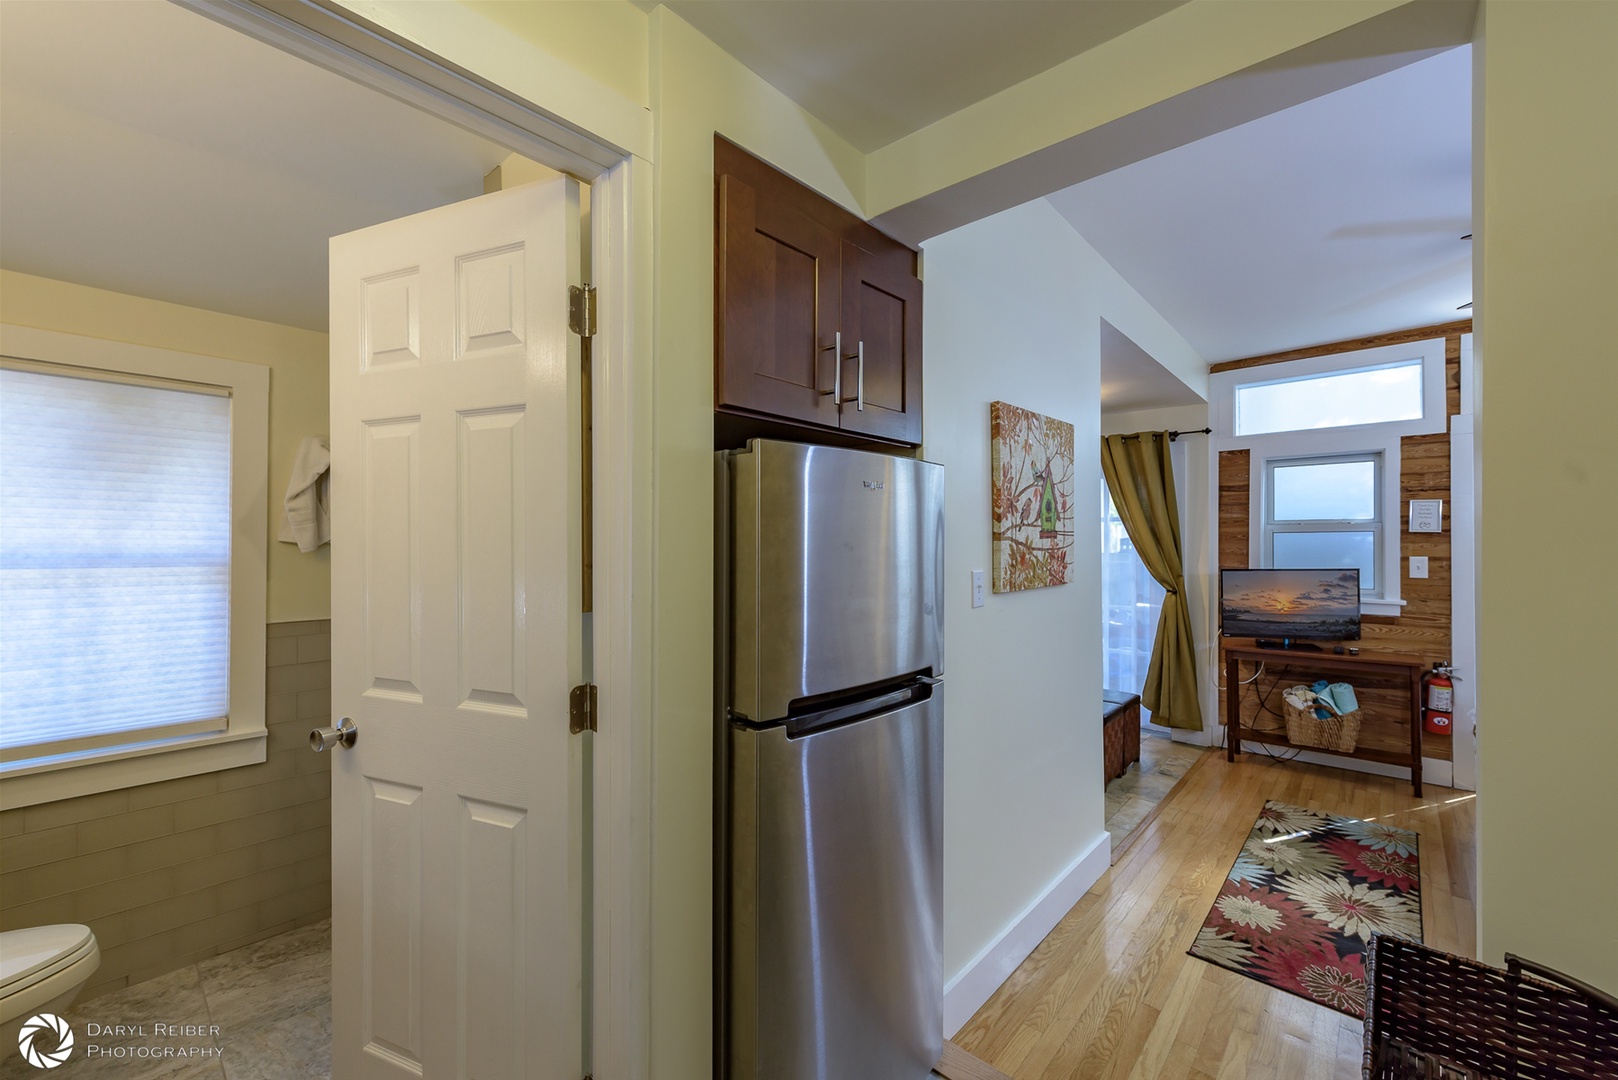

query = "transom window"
[[1263, 453, 1382, 593], [1235, 359, 1424, 436]]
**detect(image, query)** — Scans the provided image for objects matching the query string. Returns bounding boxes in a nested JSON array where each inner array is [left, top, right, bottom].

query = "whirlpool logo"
[[18, 1013, 73, 1069]]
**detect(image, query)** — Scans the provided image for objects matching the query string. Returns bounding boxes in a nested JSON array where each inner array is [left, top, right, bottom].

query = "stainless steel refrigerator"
[[715, 439, 945, 1080]]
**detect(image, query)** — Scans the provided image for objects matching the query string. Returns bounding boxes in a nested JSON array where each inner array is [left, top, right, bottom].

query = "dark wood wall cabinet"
[[716, 135, 923, 447]]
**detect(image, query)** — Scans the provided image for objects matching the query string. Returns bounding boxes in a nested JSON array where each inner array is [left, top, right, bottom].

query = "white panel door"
[[329, 178, 582, 1080]]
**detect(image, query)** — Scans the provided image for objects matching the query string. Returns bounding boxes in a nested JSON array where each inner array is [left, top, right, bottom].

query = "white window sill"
[[1361, 597, 1407, 618], [0, 728, 267, 810]]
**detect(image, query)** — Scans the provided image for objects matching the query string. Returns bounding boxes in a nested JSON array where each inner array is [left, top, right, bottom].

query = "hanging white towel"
[[278, 435, 331, 552]]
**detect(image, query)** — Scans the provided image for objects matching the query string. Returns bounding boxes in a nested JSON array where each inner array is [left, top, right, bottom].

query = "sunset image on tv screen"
[[1220, 569, 1361, 639]]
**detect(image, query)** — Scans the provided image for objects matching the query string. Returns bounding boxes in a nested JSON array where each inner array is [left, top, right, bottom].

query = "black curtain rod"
[[1113, 427, 1212, 443]]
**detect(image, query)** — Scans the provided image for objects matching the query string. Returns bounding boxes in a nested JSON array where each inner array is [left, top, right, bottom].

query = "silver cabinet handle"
[[839, 338, 863, 409], [820, 331, 841, 401], [310, 716, 357, 751], [856, 339, 865, 411]]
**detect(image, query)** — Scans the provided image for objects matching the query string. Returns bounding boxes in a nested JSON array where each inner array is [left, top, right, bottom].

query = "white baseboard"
[[1238, 744, 1456, 789], [942, 832, 1110, 1038]]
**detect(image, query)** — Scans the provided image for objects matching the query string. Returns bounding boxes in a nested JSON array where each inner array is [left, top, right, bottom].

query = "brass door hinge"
[[568, 284, 597, 338], [569, 683, 597, 734]]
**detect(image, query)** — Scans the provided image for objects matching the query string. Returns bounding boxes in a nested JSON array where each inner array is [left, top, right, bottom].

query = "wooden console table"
[[1222, 640, 1426, 796]]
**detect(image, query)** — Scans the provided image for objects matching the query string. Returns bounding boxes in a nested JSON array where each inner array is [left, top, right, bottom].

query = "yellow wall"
[[1473, 0, 1618, 989], [644, 10, 867, 1070], [1, 271, 331, 623], [462, 0, 649, 108]]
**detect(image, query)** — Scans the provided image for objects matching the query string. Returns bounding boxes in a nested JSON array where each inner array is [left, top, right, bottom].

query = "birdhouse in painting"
[[1038, 464, 1058, 539]]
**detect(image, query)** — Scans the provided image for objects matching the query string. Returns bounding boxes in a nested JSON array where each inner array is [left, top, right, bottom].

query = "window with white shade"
[[0, 326, 267, 807], [1, 367, 233, 759], [1263, 453, 1383, 594]]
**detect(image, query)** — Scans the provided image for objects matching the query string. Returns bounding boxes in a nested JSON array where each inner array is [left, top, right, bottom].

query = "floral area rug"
[[1187, 800, 1422, 1019]]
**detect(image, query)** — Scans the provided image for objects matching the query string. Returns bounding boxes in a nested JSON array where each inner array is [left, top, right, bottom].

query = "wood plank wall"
[[1217, 323, 1468, 762]]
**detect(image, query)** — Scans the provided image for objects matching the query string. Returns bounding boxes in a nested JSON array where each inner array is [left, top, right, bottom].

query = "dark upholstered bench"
[[1102, 690, 1142, 783]]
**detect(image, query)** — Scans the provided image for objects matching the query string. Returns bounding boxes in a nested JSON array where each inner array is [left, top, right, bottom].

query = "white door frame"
[[172, 2, 652, 1073], [1449, 335, 1478, 792]]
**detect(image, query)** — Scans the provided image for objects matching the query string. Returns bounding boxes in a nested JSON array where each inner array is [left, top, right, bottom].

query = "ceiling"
[[0, 0, 509, 332], [2, 0, 1471, 379], [643, 0, 1187, 152], [1099, 321, 1204, 412], [1048, 45, 1472, 366]]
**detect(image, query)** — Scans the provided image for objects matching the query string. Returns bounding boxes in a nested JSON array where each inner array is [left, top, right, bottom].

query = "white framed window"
[[1262, 452, 1383, 594], [0, 325, 268, 809], [1236, 360, 1423, 436], [1211, 338, 1446, 617], [1211, 338, 1448, 449]]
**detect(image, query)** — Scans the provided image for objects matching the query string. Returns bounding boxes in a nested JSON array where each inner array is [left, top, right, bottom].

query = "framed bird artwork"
[[990, 400, 1075, 593]]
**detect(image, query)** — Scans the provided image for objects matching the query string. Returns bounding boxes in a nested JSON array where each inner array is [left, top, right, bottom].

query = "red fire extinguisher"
[[1423, 664, 1458, 735]]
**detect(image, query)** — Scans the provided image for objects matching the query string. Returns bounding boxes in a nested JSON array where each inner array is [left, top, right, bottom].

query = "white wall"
[[922, 199, 1202, 1031], [1101, 402, 1216, 744]]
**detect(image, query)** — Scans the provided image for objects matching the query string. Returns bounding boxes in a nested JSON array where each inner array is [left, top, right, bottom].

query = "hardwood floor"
[[937, 1040, 1015, 1080], [951, 749, 1478, 1079], [1105, 732, 1208, 851]]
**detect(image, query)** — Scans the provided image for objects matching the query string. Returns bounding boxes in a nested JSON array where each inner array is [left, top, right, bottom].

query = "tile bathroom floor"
[[1103, 728, 1207, 846], [4, 920, 330, 1080]]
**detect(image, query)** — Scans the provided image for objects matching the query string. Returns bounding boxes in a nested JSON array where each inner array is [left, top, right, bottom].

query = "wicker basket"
[[1282, 690, 1361, 753], [1364, 933, 1618, 1080]]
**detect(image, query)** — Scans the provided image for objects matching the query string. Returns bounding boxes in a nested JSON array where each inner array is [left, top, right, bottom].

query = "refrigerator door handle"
[[785, 677, 936, 739]]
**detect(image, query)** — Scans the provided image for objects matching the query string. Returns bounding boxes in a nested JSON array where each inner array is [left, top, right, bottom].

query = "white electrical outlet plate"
[[1409, 556, 1429, 579], [971, 570, 985, 608]]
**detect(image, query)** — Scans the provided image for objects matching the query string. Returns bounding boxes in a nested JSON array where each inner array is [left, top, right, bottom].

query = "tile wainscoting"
[[0, 621, 333, 1000]]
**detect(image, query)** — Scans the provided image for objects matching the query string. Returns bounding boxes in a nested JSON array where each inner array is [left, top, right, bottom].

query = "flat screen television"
[[1220, 568, 1361, 642]]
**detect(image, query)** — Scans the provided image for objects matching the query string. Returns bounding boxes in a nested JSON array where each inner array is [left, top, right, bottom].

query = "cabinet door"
[[838, 240, 923, 444], [717, 174, 842, 428]]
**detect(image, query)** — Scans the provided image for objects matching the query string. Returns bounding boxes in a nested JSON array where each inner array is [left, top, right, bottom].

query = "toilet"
[[0, 925, 99, 1060]]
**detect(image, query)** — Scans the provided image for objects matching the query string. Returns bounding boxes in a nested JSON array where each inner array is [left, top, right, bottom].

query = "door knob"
[[310, 716, 357, 752]]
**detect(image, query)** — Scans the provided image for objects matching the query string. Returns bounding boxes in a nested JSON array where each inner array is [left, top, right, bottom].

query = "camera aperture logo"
[[18, 1013, 72, 1069]]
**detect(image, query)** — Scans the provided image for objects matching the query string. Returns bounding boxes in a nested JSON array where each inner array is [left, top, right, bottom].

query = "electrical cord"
[[1221, 662, 1304, 761], [1215, 660, 1265, 691], [1215, 660, 1264, 753]]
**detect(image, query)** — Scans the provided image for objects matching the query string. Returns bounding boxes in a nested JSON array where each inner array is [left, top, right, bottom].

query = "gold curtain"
[[1101, 432, 1202, 730]]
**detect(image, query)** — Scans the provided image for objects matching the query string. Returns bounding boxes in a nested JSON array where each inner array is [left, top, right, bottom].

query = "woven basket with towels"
[[1281, 682, 1361, 753]]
